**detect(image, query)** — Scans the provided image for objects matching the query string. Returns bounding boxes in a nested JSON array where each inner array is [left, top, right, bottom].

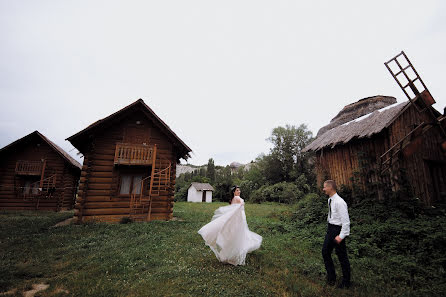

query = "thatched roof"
[[190, 182, 214, 191], [0, 130, 82, 170], [317, 95, 397, 136], [304, 102, 409, 152]]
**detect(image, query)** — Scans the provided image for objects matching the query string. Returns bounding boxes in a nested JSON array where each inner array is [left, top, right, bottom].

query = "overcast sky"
[[1, 0, 445, 166]]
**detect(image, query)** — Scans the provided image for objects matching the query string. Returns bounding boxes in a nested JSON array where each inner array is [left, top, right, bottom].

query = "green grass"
[[0, 202, 442, 296]]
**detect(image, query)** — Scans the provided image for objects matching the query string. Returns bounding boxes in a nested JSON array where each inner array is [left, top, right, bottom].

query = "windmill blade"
[[384, 51, 436, 110]]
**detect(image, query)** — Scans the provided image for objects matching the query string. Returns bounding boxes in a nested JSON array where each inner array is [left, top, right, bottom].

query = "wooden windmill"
[[380, 51, 446, 174]]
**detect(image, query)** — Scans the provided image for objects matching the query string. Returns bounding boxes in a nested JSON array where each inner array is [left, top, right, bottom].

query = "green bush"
[[291, 193, 326, 224], [285, 194, 446, 296], [119, 216, 133, 224], [174, 185, 188, 202], [250, 182, 304, 204]]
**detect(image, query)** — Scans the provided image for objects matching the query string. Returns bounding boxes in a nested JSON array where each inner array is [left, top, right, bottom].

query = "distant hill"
[[176, 164, 203, 177]]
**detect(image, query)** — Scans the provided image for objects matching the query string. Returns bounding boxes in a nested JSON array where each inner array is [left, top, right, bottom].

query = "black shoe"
[[337, 281, 351, 289]]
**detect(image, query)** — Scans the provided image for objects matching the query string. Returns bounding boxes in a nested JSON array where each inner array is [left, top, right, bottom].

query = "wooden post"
[[39, 159, 46, 188], [114, 143, 120, 164], [147, 145, 157, 221]]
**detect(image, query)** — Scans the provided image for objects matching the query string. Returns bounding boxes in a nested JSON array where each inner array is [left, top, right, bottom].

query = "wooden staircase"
[[22, 174, 57, 209], [129, 145, 172, 221], [380, 123, 432, 173], [381, 51, 446, 174]]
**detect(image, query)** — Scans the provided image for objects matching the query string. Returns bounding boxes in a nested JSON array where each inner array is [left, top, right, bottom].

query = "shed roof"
[[66, 99, 192, 159], [304, 102, 409, 152], [189, 182, 214, 191], [0, 130, 82, 170]]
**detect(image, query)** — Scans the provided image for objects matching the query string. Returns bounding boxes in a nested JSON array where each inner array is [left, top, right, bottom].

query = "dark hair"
[[324, 180, 337, 191], [229, 185, 240, 204]]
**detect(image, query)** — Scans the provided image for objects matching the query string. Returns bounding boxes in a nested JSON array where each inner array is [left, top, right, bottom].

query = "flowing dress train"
[[198, 198, 262, 265]]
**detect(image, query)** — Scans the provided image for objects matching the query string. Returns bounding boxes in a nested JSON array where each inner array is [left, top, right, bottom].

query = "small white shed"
[[187, 182, 214, 203]]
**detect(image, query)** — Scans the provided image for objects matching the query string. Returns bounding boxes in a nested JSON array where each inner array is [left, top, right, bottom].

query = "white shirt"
[[327, 193, 350, 239]]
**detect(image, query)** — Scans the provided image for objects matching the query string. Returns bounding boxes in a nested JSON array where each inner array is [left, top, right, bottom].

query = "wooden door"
[[202, 191, 206, 202], [426, 161, 446, 204]]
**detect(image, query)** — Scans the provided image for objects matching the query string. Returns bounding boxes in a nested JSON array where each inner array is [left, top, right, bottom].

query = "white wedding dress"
[[198, 197, 262, 266]]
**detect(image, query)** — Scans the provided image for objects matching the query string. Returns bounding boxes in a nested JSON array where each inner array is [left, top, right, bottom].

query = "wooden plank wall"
[[388, 104, 446, 205], [0, 138, 80, 211], [315, 104, 446, 205], [74, 112, 178, 223], [315, 135, 387, 190]]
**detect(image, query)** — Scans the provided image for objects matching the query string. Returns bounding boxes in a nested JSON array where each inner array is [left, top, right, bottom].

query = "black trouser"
[[322, 223, 350, 284]]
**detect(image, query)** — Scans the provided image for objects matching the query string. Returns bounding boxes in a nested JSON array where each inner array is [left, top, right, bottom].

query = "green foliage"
[[175, 123, 316, 204], [119, 216, 133, 224], [1, 203, 444, 296], [290, 193, 326, 225], [174, 184, 189, 201], [174, 166, 210, 202], [213, 165, 233, 202], [267, 124, 315, 184], [250, 182, 303, 204], [206, 158, 216, 183], [287, 193, 446, 297], [0, 204, 306, 297]]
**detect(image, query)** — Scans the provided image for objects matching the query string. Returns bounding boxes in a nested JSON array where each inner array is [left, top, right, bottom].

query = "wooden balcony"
[[15, 160, 44, 176], [114, 143, 155, 166]]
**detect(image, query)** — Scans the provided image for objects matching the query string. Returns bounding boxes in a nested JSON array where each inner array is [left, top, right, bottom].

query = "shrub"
[[290, 193, 326, 224], [174, 185, 189, 202], [250, 182, 303, 204], [119, 217, 133, 224], [283, 192, 446, 295]]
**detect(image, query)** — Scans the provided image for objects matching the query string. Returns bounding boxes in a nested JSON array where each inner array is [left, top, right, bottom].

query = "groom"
[[322, 180, 351, 288]]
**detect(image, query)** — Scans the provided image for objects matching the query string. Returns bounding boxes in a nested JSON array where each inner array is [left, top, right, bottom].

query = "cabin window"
[[23, 179, 39, 195], [119, 174, 143, 195]]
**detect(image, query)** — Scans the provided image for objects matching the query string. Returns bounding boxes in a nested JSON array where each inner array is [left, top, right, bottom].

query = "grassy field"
[[0, 202, 442, 296]]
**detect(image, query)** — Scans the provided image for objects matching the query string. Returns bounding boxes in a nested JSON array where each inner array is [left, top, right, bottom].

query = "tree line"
[[175, 124, 316, 203]]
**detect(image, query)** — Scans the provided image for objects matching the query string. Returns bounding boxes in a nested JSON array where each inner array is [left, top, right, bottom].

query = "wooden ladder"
[[129, 175, 150, 220], [147, 158, 172, 221], [23, 174, 57, 209], [384, 51, 445, 137], [379, 123, 432, 174], [381, 51, 446, 174], [129, 145, 172, 221]]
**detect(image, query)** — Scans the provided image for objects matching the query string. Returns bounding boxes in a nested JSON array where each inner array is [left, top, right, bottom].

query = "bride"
[[198, 186, 262, 266]]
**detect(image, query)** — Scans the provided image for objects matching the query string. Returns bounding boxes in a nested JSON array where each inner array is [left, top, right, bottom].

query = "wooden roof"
[[0, 130, 82, 170], [66, 99, 192, 159], [304, 102, 409, 152], [190, 182, 214, 191]]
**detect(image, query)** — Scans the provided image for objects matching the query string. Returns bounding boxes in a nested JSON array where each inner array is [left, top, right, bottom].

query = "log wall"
[[0, 137, 80, 211], [75, 111, 178, 223]]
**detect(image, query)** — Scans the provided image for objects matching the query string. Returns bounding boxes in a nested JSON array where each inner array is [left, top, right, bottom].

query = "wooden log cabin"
[[0, 131, 82, 210], [304, 95, 446, 205], [66, 99, 192, 223]]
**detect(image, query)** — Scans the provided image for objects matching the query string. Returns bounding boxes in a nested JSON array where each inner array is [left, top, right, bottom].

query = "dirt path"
[[52, 217, 75, 227], [23, 284, 49, 297]]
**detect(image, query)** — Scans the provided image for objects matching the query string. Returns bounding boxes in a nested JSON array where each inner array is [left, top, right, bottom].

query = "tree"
[[206, 158, 216, 182], [174, 123, 316, 204], [214, 165, 233, 202], [267, 124, 314, 183]]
